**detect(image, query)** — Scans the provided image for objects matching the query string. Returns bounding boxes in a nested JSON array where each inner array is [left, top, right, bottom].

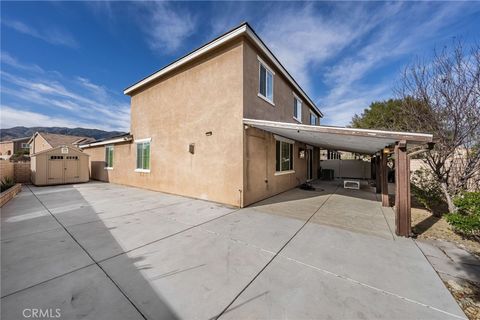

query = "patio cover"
[[243, 118, 433, 154]]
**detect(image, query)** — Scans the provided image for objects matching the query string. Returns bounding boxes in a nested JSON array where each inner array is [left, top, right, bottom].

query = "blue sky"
[[1, 1, 479, 131]]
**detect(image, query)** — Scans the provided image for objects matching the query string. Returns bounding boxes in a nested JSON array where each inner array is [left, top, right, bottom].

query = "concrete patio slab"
[[0, 265, 145, 320], [280, 222, 465, 318], [1, 181, 465, 320], [222, 254, 463, 320], [1, 187, 59, 240], [100, 227, 274, 320], [416, 239, 480, 283], [201, 207, 305, 253], [310, 187, 393, 239], [67, 209, 193, 261], [145, 199, 237, 226], [1, 228, 93, 297]]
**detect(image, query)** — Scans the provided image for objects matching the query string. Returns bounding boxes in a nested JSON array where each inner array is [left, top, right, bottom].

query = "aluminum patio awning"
[[243, 118, 433, 154]]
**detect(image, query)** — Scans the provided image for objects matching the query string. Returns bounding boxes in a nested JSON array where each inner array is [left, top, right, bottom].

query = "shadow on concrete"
[[1, 183, 179, 320]]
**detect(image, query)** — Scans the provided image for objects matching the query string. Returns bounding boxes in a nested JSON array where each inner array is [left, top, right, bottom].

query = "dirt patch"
[[444, 278, 480, 320], [412, 207, 480, 258]]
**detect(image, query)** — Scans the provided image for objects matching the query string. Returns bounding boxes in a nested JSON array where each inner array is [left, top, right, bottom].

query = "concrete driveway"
[[1, 181, 466, 320]]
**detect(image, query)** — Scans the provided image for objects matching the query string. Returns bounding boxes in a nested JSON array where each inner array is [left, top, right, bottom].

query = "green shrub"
[[411, 169, 445, 214], [454, 192, 480, 215], [445, 192, 480, 236], [0, 177, 15, 193]]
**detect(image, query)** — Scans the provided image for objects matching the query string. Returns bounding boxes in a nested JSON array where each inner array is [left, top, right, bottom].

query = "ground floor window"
[[275, 138, 294, 172], [105, 145, 114, 168], [136, 140, 150, 171]]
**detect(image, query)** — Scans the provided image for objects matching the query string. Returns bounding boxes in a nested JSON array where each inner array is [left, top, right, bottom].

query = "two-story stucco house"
[[81, 23, 323, 207]]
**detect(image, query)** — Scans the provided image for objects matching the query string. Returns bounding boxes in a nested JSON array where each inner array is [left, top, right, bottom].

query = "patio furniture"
[[344, 180, 360, 190]]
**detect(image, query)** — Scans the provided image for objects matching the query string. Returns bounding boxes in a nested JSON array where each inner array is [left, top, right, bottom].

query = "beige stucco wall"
[[84, 142, 135, 184], [84, 37, 324, 207], [243, 127, 319, 206], [241, 40, 320, 206], [86, 40, 245, 206]]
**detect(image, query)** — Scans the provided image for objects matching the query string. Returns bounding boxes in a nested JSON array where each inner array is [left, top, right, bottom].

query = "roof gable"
[[123, 22, 322, 117]]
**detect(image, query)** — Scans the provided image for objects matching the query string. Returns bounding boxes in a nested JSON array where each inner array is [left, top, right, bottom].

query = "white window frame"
[[21, 143, 29, 148], [293, 94, 302, 123], [274, 135, 295, 175], [134, 138, 151, 173], [104, 145, 114, 170], [257, 56, 275, 106]]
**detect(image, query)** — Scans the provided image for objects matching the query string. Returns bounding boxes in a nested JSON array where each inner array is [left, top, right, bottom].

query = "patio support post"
[[375, 156, 381, 194], [395, 141, 411, 237], [380, 152, 389, 207]]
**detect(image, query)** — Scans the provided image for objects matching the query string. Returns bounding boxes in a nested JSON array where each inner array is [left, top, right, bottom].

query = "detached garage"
[[31, 145, 89, 186]]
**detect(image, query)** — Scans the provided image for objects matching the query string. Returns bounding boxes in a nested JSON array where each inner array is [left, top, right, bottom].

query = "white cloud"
[[257, 3, 397, 93], [1, 55, 130, 131], [1, 51, 44, 73], [3, 19, 78, 48], [316, 2, 478, 126], [139, 2, 197, 54], [1, 105, 97, 129]]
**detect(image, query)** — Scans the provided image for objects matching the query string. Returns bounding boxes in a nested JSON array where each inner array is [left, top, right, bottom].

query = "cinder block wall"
[[0, 161, 14, 181], [0, 161, 31, 183], [14, 162, 31, 183]]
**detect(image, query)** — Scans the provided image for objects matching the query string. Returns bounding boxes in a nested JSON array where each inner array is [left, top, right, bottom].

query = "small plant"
[[411, 168, 445, 215], [0, 177, 16, 193], [445, 192, 480, 236]]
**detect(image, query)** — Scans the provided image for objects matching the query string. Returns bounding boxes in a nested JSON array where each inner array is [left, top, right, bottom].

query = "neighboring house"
[[0, 137, 30, 160], [29, 132, 94, 155], [81, 22, 323, 207]]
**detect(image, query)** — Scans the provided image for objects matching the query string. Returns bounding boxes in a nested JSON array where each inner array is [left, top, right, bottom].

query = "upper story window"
[[135, 139, 151, 172], [21, 143, 29, 149], [258, 58, 274, 104], [293, 96, 302, 122], [105, 145, 114, 169], [310, 113, 318, 125]]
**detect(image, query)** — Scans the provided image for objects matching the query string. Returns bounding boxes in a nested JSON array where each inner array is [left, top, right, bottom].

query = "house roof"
[[123, 22, 322, 117], [0, 136, 30, 144], [29, 132, 95, 147], [243, 118, 433, 154]]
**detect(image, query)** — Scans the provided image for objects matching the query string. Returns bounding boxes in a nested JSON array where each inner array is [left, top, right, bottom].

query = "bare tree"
[[398, 41, 480, 212]]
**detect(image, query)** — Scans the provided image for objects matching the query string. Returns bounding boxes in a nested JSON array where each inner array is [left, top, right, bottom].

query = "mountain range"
[[0, 126, 126, 141]]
